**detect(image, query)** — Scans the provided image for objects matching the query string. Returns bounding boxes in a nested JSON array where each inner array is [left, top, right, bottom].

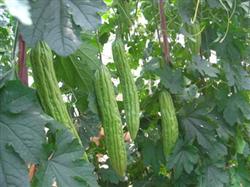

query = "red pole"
[[18, 34, 28, 85], [159, 0, 171, 65]]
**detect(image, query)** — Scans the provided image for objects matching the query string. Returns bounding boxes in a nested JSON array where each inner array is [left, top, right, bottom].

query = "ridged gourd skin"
[[112, 38, 140, 140], [159, 90, 179, 157], [186, 22, 201, 55], [30, 41, 79, 140], [94, 65, 127, 176]]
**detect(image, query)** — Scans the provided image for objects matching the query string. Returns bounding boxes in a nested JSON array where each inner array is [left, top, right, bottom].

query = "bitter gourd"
[[186, 22, 201, 55], [30, 41, 80, 140], [94, 65, 127, 176], [112, 38, 140, 140], [159, 90, 179, 157]]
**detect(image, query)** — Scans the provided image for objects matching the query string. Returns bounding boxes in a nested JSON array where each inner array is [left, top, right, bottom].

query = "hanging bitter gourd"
[[112, 38, 140, 140], [94, 65, 127, 176], [186, 21, 201, 55], [30, 41, 79, 140], [159, 90, 179, 157]]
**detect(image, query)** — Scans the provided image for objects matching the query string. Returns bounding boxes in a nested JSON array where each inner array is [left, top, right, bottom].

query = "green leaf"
[[198, 165, 229, 187], [207, 0, 221, 8], [214, 84, 230, 111], [230, 159, 250, 187], [98, 168, 123, 184], [55, 41, 100, 94], [66, 0, 106, 30], [216, 34, 243, 63], [156, 65, 185, 94], [78, 111, 100, 149], [54, 41, 100, 113], [20, 0, 106, 56], [223, 93, 250, 126], [141, 139, 165, 172], [140, 91, 160, 115], [0, 145, 30, 187], [1, 81, 37, 113], [0, 81, 47, 163], [33, 122, 99, 187], [168, 140, 199, 178], [171, 172, 198, 187], [180, 99, 227, 158], [0, 68, 15, 89], [188, 56, 219, 78], [216, 120, 234, 142], [133, 175, 169, 187], [223, 62, 250, 90], [240, 2, 250, 16], [235, 127, 247, 154], [177, 0, 195, 23], [179, 84, 198, 101]]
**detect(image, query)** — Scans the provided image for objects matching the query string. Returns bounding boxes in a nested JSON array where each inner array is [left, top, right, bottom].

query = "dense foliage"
[[1, 0, 250, 186]]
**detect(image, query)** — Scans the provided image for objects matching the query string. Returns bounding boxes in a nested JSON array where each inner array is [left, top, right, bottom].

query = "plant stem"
[[191, 0, 200, 24], [158, 0, 171, 65]]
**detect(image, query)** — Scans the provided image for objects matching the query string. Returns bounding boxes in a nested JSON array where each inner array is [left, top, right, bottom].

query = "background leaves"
[[19, 0, 106, 56], [0, 0, 250, 186], [32, 122, 99, 187], [0, 81, 47, 163], [0, 81, 47, 186]]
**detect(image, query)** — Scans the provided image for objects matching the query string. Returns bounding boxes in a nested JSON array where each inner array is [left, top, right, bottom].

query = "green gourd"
[[186, 22, 201, 55], [112, 38, 140, 140], [94, 65, 127, 176], [159, 90, 179, 157], [30, 41, 79, 140]]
